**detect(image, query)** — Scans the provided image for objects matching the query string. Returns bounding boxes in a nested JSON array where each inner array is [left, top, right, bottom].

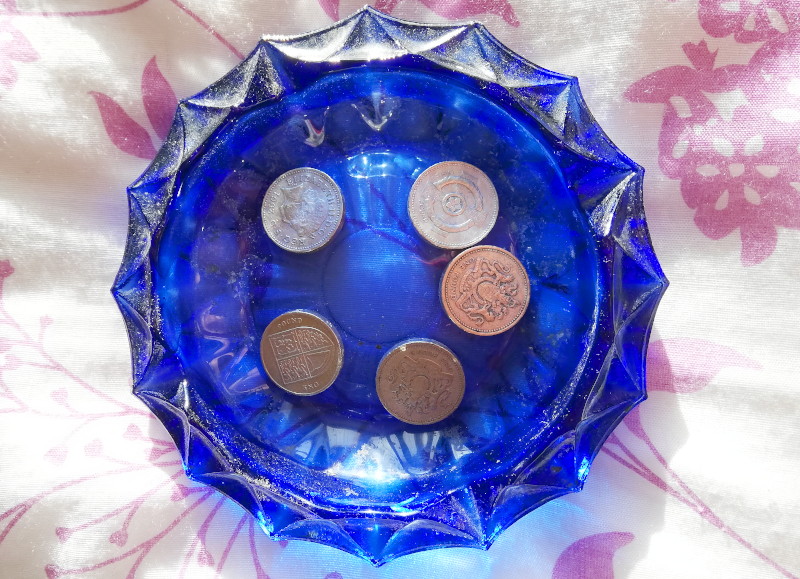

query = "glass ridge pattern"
[[112, 7, 668, 565]]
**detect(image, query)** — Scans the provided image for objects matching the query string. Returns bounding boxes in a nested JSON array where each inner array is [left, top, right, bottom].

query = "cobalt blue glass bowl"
[[112, 7, 668, 565]]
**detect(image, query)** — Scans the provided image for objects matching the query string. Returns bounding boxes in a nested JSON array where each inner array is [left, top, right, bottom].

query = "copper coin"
[[441, 245, 530, 336], [376, 339, 465, 425], [408, 161, 499, 249], [261, 168, 344, 253], [260, 310, 344, 396]]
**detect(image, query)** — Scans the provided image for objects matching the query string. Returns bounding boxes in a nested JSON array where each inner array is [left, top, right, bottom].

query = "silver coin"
[[408, 161, 499, 250], [261, 168, 344, 253]]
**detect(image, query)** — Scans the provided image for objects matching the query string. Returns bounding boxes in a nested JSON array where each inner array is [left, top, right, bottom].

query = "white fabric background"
[[1, 1, 799, 577]]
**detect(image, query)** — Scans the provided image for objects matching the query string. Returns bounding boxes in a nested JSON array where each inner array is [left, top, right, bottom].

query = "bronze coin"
[[260, 310, 344, 396], [441, 245, 530, 336], [376, 339, 465, 425]]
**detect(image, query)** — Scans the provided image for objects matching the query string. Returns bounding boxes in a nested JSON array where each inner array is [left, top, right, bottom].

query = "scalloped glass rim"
[[112, 7, 668, 566]]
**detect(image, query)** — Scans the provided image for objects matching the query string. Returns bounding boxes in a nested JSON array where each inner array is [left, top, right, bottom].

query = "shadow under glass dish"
[[155, 67, 599, 510]]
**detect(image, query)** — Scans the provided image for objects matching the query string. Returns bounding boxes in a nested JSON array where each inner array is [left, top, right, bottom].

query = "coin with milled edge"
[[376, 339, 465, 425], [260, 310, 344, 396], [261, 168, 344, 253], [441, 245, 530, 336], [408, 161, 499, 249]]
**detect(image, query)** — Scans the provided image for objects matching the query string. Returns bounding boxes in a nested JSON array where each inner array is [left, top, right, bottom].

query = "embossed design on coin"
[[261, 168, 344, 253], [376, 340, 465, 425], [260, 310, 344, 396], [408, 161, 499, 249], [441, 245, 530, 336]]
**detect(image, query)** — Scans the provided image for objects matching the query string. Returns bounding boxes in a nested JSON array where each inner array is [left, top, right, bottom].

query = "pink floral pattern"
[[1, 0, 799, 576], [318, 0, 341, 20], [626, 37, 800, 265], [318, 0, 519, 26], [647, 337, 761, 393], [3, 258, 790, 578], [0, 18, 37, 89], [698, 0, 800, 42], [90, 57, 178, 159], [0, 260, 291, 577], [374, 0, 519, 25], [552, 533, 634, 579], [603, 339, 798, 579]]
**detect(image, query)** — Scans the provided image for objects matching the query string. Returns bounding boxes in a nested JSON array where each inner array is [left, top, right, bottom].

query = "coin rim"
[[260, 309, 344, 396], [375, 338, 466, 425], [407, 161, 499, 250], [261, 167, 344, 254], [440, 245, 531, 336]]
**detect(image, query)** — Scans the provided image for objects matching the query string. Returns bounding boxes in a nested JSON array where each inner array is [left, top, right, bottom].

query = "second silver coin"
[[408, 161, 499, 250]]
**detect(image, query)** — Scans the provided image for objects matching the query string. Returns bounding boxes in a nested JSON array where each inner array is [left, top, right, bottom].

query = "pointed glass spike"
[[268, 14, 361, 61], [511, 81, 574, 136], [474, 27, 568, 88], [179, 103, 233, 156], [127, 177, 175, 229], [421, 25, 497, 81], [327, 10, 406, 61], [113, 199, 152, 289], [378, 17, 468, 54]]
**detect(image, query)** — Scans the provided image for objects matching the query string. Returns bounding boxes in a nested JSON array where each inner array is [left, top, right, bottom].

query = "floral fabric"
[[1, 1, 799, 577]]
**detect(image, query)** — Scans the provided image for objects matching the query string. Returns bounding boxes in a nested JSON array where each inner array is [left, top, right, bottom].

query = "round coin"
[[441, 245, 530, 336], [376, 339, 465, 425], [260, 310, 344, 396], [261, 168, 344, 253], [408, 161, 499, 249]]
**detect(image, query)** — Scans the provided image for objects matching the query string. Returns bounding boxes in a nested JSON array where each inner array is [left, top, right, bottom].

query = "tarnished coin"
[[408, 161, 499, 249], [260, 310, 344, 396], [376, 339, 465, 425], [261, 168, 344, 253], [441, 245, 530, 336]]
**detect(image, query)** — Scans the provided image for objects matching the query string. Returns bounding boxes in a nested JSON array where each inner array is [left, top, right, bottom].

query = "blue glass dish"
[[112, 7, 667, 565]]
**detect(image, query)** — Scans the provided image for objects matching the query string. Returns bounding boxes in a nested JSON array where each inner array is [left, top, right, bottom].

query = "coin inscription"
[[260, 310, 344, 396], [376, 340, 465, 425], [261, 168, 344, 253], [441, 245, 530, 336], [408, 161, 499, 249]]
